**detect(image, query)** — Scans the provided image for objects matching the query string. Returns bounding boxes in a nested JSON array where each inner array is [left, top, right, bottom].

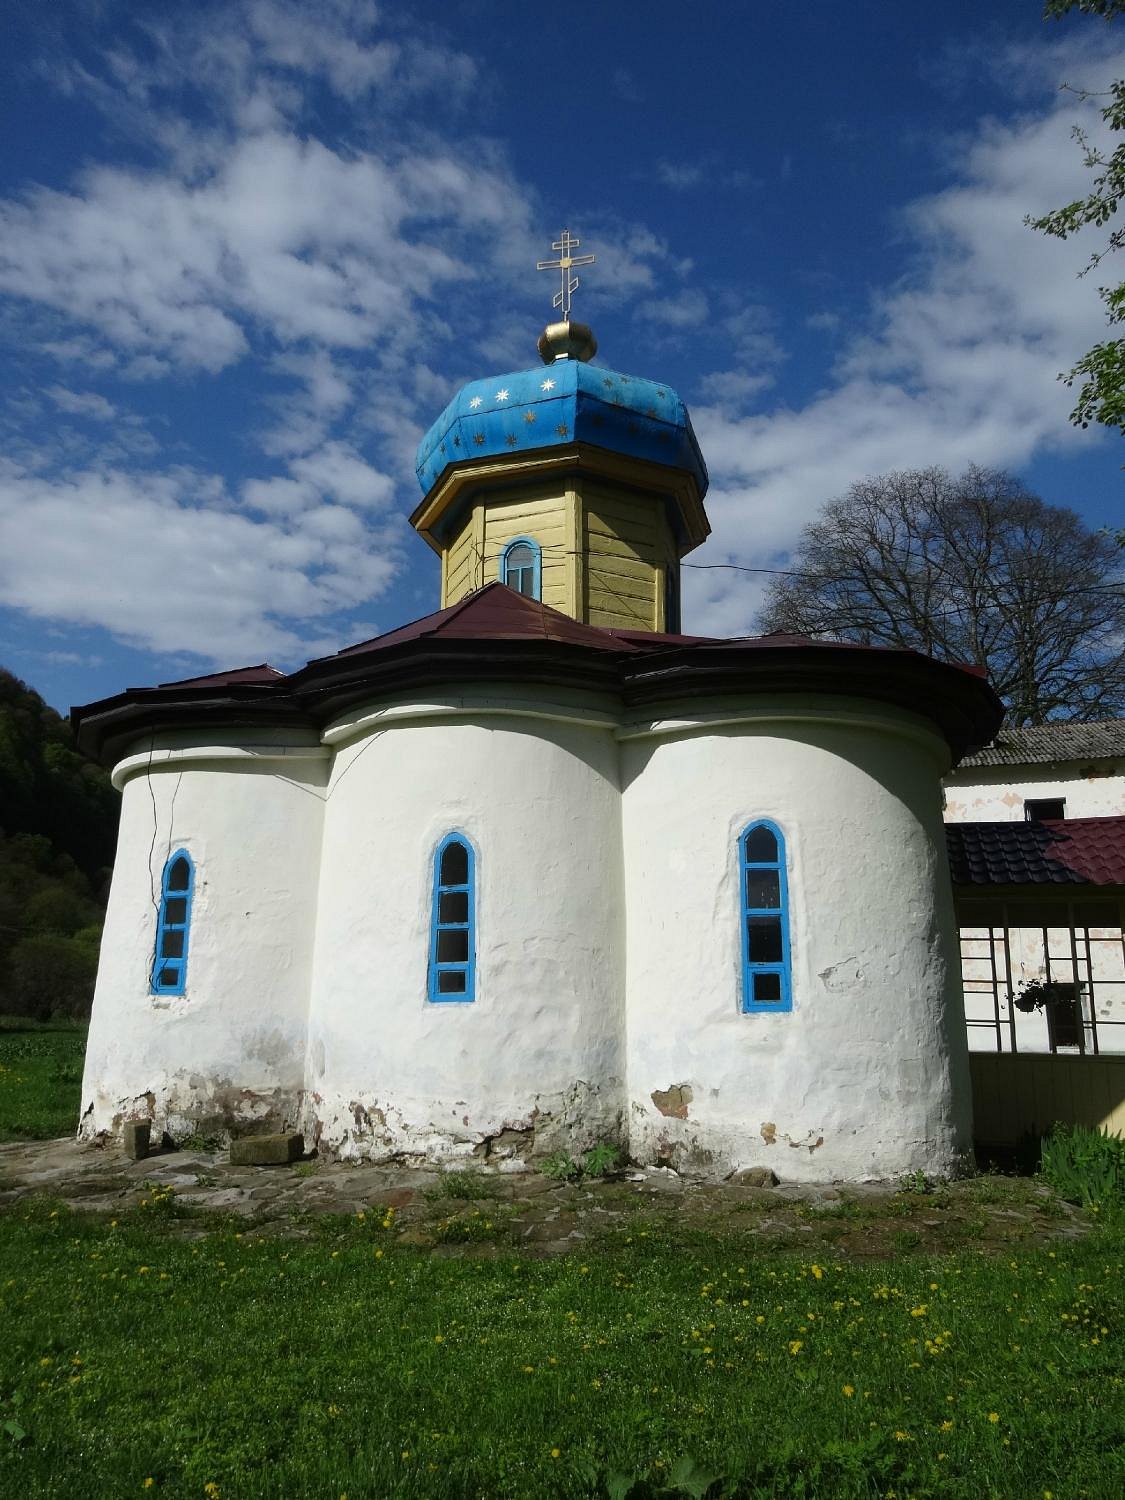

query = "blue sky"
[[0, 0, 1121, 711]]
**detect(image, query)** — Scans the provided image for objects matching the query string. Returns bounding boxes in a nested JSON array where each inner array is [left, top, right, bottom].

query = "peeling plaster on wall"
[[761, 1121, 777, 1145], [785, 1130, 825, 1154], [651, 1083, 693, 1118], [818, 957, 862, 990], [79, 1079, 303, 1146], [309, 1079, 622, 1167], [943, 763, 1125, 821]]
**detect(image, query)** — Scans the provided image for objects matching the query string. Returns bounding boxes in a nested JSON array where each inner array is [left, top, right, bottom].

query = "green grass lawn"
[[0, 1196, 1121, 1499], [2, 1027, 1121, 1497], [0, 1019, 85, 1141]]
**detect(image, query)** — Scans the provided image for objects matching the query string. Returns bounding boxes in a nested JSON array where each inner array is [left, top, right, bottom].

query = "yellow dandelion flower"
[[143, 1482, 154, 1491], [987, 1412, 1000, 1424], [811, 1265, 823, 1280], [434, 1334, 444, 1343], [550, 1448, 561, 1459], [788, 1340, 803, 1355], [940, 1420, 954, 1432], [842, 1385, 855, 1397]]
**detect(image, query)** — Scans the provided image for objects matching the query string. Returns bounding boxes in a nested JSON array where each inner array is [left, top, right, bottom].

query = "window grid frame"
[[739, 819, 792, 1014], [428, 833, 476, 1004], [499, 536, 542, 600], [151, 849, 194, 997]]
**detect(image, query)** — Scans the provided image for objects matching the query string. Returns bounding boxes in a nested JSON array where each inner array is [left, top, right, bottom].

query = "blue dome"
[[415, 359, 708, 500]]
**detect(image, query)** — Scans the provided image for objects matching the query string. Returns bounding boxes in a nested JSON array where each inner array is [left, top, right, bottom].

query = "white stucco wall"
[[621, 701, 970, 1181], [944, 764, 1125, 821], [304, 704, 626, 1163], [79, 732, 328, 1140], [80, 692, 977, 1181]]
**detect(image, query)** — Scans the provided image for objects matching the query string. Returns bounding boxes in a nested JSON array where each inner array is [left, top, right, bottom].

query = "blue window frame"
[[428, 834, 476, 1002], [500, 537, 541, 599], [739, 820, 792, 1013], [151, 850, 194, 996]]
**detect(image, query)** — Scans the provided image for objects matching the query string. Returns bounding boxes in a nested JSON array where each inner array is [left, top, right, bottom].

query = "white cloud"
[[289, 441, 394, 509], [655, 161, 705, 191], [45, 386, 117, 420], [0, 458, 400, 665], [0, 123, 541, 377], [637, 287, 710, 329]]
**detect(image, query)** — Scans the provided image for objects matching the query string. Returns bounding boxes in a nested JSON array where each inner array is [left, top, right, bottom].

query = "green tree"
[[1029, 1, 1125, 431], [757, 465, 1125, 724], [0, 668, 118, 1019]]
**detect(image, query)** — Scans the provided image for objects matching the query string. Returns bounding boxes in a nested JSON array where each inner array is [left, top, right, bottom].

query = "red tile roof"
[[946, 817, 1125, 887]]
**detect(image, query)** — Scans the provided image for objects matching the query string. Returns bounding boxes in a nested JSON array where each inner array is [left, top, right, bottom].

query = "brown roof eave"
[[289, 637, 624, 722], [620, 646, 1003, 762], [71, 687, 310, 768]]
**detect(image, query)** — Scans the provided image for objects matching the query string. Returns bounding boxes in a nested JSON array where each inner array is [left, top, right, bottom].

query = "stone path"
[[0, 1136, 1091, 1258]]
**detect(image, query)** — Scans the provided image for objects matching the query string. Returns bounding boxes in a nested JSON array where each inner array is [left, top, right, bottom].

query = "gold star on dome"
[[473, 432, 485, 445], [540, 378, 555, 392], [495, 389, 510, 401], [556, 422, 569, 437], [505, 433, 518, 447], [469, 396, 482, 409], [523, 411, 536, 424]]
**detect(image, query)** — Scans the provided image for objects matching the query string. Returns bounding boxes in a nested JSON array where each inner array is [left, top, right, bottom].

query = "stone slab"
[[229, 1133, 304, 1166], [122, 1121, 150, 1161]]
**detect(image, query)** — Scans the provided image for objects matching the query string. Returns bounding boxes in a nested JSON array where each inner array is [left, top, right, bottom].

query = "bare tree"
[[758, 466, 1125, 724]]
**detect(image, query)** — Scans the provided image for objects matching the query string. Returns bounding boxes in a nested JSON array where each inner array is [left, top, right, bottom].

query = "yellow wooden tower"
[[411, 232, 710, 634]]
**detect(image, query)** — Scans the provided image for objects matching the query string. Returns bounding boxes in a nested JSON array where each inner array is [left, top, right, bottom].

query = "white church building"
[[73, 310, 1002, 1181]]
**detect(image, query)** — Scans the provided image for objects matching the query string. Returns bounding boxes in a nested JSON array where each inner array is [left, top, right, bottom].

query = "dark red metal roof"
[[946, 817, 1125, 887], [333, 582, 636, 657], [156, 664, 283, 689]]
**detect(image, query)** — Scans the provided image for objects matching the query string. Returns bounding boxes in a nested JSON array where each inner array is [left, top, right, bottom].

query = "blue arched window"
[[428, 834, 476, 1002], [500, 537, 541, 600], [151, 850, 194, 996], [739, 821, 791, 1013]]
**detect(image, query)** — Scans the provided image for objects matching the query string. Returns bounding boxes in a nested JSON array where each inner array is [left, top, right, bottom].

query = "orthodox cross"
[[536, 228, 594, 322]]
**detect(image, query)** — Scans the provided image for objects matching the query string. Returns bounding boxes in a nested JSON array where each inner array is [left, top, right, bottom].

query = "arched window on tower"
[[739, 820, 791, 1013], [151, 850, 195, 996], [500, 537, 541, 600], [428, 834, 476, 1002]]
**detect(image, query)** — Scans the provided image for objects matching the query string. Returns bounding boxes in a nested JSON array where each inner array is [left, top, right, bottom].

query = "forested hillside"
[[0, 670, 119, 1019]]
